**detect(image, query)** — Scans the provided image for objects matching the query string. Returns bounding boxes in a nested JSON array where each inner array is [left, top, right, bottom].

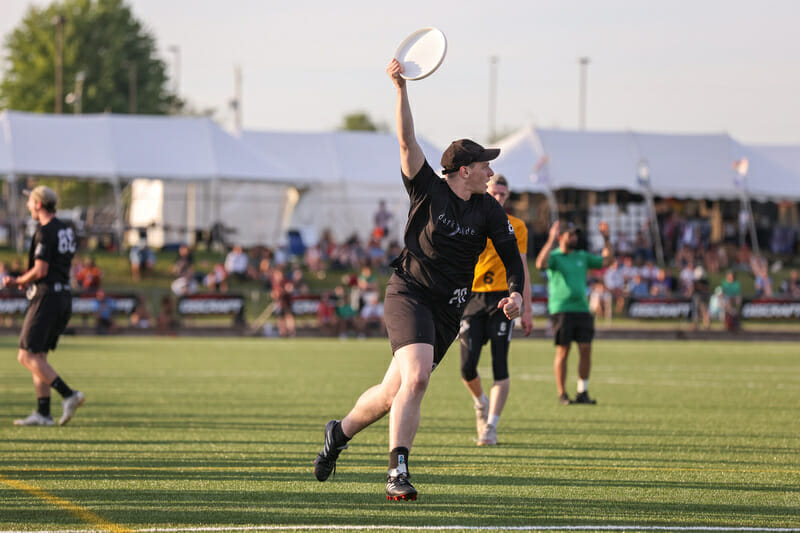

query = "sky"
[[1, 0, 799, 150]]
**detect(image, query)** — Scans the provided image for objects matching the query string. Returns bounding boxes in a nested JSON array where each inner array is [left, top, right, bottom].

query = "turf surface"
[[0, 336, 798, 531]]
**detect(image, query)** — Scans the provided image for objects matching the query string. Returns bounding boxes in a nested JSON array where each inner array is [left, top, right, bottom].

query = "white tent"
[[0, 111, 302, 248], [241, 130, 443, 245], [492, 125, 800, 200]]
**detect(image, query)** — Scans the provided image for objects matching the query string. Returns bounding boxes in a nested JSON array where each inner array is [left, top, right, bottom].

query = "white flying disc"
[[394, 27, 447, 80]]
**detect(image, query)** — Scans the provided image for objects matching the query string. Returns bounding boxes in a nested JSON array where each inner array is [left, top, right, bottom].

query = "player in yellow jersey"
[[458, 175, 533, 445]]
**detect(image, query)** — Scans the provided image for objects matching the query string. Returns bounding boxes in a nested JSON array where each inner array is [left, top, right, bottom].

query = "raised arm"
[[535, 221, 560, 270], [599, 221, 615, 267], [387, 59, 424, 178]]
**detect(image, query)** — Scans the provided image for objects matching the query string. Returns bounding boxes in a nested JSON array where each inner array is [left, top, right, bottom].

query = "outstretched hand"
[[497, 292, 523, 320], [386, 58, 406, 89]]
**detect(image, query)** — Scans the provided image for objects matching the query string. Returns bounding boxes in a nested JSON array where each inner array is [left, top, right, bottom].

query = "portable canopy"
[[0, 110, 303, 248], [492, 124, 800, 200], [241, 129, 443, 245]]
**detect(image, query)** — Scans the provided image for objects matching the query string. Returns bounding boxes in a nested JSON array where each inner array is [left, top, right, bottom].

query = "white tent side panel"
[[288, 182, 409, 245], [127, 179, 292, 248]]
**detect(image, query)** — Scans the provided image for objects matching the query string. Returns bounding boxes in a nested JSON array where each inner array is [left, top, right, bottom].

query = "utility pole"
[[578, 56, 590, 130], [52, 15, 66, 114], [126, 62, 137, 113], [232, 65, 242, 135], [168, 45, 181, 113], [488, 56, 498, 142]]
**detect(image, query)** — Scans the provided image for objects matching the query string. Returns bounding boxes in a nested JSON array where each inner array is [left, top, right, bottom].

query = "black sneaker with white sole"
[[574, 391, 597, 404], [314, 420, 348, 481], [386, 470, 417, 501]]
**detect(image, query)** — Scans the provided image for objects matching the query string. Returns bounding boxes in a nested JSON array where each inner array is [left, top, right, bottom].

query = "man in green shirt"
[[535, 220, 614, 405]]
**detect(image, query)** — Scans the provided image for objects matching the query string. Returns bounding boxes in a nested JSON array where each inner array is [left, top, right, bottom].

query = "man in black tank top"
[[314, 58, 526, 501], [5, 186, 84, 427]]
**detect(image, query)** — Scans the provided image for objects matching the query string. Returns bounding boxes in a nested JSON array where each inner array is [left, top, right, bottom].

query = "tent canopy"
[[241, 129, 442, 185], [492, 125, 800, 200], [0, 110, 299, 182]]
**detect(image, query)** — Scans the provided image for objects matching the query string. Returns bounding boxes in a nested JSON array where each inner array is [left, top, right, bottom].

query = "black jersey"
[[28, 217, 76, 286], [391, 160, 516, 302]]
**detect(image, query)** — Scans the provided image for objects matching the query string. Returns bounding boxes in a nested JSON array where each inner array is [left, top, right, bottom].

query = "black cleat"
[[314, 420, 348, 481], [574, 391, 597, 405], [386, 470, 417, 501], [558, 393, 573, 405]]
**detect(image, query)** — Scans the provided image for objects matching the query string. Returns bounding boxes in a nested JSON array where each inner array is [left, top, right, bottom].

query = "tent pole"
[[111, 176, 125, 254], [8, 174, 24, 253]]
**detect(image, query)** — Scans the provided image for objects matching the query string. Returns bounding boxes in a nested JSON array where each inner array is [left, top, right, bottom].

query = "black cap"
[[441, 139, 500, 175], [559, 221, 581, 235]]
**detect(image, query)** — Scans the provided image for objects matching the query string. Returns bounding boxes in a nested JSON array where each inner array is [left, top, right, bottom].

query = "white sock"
[[488, 414, 500, 428], [577, 379, 588, 394], [473, 393, 488, 406]]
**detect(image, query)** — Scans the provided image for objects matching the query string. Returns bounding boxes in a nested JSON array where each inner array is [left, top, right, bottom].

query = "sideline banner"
[[626, 297, 692, 319], [177, 293, 245, 316], [741, 298, 800, 320], [0, 292, 136, 316]]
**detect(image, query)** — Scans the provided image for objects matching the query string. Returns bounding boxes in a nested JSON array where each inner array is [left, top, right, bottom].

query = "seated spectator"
[[334, 285, 358, 339], [374, 199, 394, 238], [690, 266, 711, 331], [779, 269, 800, 298], [305, 244, 325, 277], [76, 257, 102, 290], [9, 258, 24, 277], [0, 262, 10, 288], [129, 238, 156, 281], [225, 245, 250, 282], [678, 260, 695, 298], [95, 290, 115, 335], [650, 269, 671, 297], [360, 290, 385, 337], [640, 259, 658, 283], [316, 291, 337, 336], [603, 260, 625, 314], [588, 280, 612, 322], [271, 268, 295, 338], [171, 267, 199, 296], [750, 255, 773, 297], [157, 295, 179, 335], [628, 273, 651, 299], [719, 271, 742, 332], [204, 263, 228, 293], [130, 295, 151, 329], [172, 245, 194, 278]]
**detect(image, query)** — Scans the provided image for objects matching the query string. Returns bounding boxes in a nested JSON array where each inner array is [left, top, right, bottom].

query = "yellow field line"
[[2, 464, 798, 475], [0, 474, 133, 533]]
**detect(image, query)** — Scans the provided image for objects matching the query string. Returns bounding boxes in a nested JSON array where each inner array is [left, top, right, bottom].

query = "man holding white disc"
[[313, 58, 525, 501]]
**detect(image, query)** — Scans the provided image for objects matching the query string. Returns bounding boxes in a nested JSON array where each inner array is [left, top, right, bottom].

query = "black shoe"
[[574, 391, 597, 405], [386, 470, 417, 501], [558, 393, 572, 405], [314, 420, 348, 481]]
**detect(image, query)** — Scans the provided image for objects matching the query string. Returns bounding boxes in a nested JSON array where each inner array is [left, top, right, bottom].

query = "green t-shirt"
[[720, 280, 741, 298], [546, 249, 604, 314]]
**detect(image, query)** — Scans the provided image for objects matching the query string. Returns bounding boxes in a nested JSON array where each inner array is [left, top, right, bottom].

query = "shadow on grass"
[[2, 482, 798, 529]]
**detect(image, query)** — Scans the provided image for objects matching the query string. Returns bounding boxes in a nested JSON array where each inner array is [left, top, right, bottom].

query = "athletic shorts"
[[459, 291, 513, 381], [383, 273, 464, 369], [20, 284, 72, 353], [551, 312, 594, 346], [460, 291, 512, 351]]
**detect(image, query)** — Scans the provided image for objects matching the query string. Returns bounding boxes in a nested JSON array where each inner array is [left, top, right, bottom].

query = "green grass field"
[[0, 336, 798, 532]]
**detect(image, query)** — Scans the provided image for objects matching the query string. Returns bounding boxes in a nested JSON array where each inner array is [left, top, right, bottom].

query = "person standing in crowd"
[[5, 186, 84, 426], [313, 58, 525, 501], [535, 220, 614, 405], [458, 174, 532, 446]]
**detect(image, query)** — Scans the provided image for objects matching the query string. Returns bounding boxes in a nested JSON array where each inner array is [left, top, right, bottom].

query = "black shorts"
[[20, 285, 72, 353], [459, 291, 513, 381], [383, 273, 464, 369], [551, 312, 594, 346]]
